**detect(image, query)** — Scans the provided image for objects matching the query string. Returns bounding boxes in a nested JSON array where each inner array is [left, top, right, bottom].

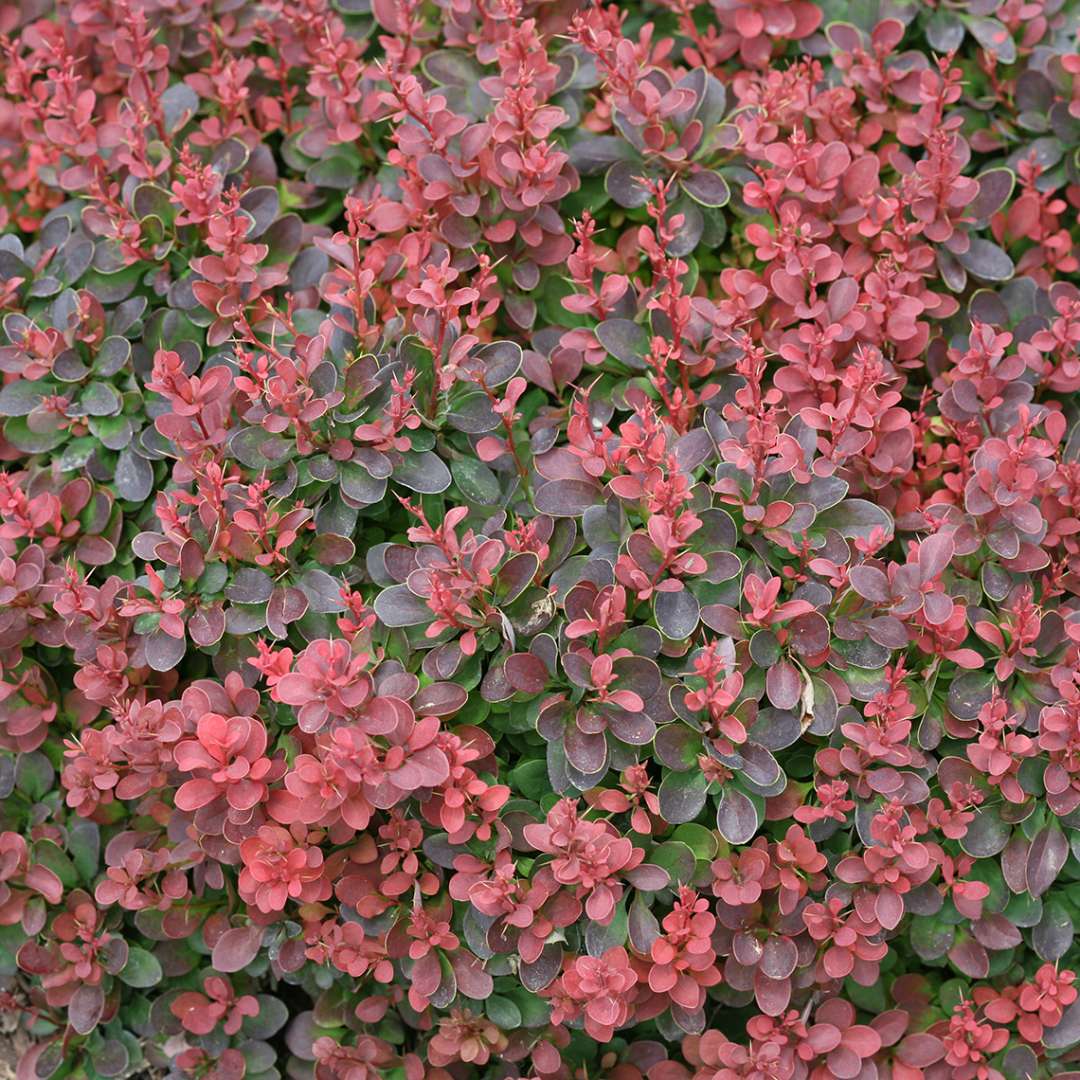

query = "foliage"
[[0, 0, 1079, 1079]]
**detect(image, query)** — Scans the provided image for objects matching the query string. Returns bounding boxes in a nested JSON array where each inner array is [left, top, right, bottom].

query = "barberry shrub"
[[1, 0, 1080, 1078]]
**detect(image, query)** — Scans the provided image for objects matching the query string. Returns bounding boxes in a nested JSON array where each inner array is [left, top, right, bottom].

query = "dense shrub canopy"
[[1, 0, 1080, 1078]]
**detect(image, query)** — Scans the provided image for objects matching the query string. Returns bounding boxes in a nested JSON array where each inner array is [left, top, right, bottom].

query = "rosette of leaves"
[[570, 68, 734, 256], [326, 342, 451, 508], [0, 212, 155, 504], [128, 525, 354, 671], [371, 531, 543, 655], [655, 657, 800, 845], [534, 651, 664, 787]]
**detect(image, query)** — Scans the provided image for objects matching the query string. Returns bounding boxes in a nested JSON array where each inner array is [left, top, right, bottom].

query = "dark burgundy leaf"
[[534, 479, 602, 517], [68, 983, 105, 1035], [765, 659, 801, 711], [716, 787, 761, 844], [1027, 823, 1068, 898], [212, 925, 264, 973], [624, 864, 671, 891], [654, 588, 699, 640], [374, 585, 432, 627]]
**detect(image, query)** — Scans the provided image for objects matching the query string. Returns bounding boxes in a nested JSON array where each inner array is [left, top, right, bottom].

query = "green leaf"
[[508, 759, 550, 802], [15, 751, 54, 801], [452, 457, 501, 504], [672, 823, 719, 861], [32, 840, 78, 888], [649, 840, 697, 885], [4, 415, 65, 454], [485, 994, 522, 1029], [658, 769, 709, 824], [118, 946, 163, 988]]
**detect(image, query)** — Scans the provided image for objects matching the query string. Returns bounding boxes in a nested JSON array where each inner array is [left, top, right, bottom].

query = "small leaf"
[[1027, 823, 1068, 898], [505, 652, 549, 695], [145, 630, 186, 672], [658, 769, 709, 824], [716, 786, 761, 844], [374, 585, 432, 627], [960, 808, 1011, 858], [957, 238, 1014, 282], [680, 170, 730, 207], [624, 863, 671, 891], [1044, 998, 1080, 1050], [926, 11, 965, 51], [815, 499, 893, 541], [766, 659, 801, 711], [212, 925, 264, 973], [394, 450, 451, 494], [114, 448, 154, 502], [605, 161, 651, 208], [534, 478, 602, 517], [69, 983, 105, 1035], [654, 588, 699, 640], [968, 168, 1015, 223], [118, 945, 162, 988], [1033, 899, 1073, 961], [595, 318, 649, 368], [966, 16, 1017, 64]]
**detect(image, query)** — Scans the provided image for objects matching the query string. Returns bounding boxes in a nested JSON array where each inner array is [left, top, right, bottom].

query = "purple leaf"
[[226, 568, 274, 604], [451, 950, 494, 997], [188, 604, 225, 647], [816, 499, 893, 541], [959, 808, 1011, 858], [564, 725, 607, 774], [1033, 900, 1073, 962], [1045, 998, 1080, 1050], [849, 565, 890, 602], [1001, 834, 1031, 893], [1027, 823, 1068, 898], [605, 161, 651, 208], [624, 864, 671, 891], [497, 552, 539, 603], [628, 894, 661, 953], [266, 586, 309, 638], [969, 167, 1015, 223], [788, 611, 829, 656], [680, 169, 730, 207], [374, 584, 432, 627], [413, 682, 468, 716], [520, 944, 562, 992], [716, 786, 761, 844], [766, 659, 801, 711], [394, 450, 451, 494], [534, 479, 602, 517], [759, 935, 798, 980], [654, 588, 699, 640], [972, 913, 1022, 951], [212, 925, 264, 973], [595, 318, 649, 368], [754, 970, 791, 1017], [145, 630, 186, 673], [504, 652, 549, 695], [606, 708, 657, 745], [957, 238, 1014, 282], [68, 983, 105, 1035], [948, 934, 990, 978]]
